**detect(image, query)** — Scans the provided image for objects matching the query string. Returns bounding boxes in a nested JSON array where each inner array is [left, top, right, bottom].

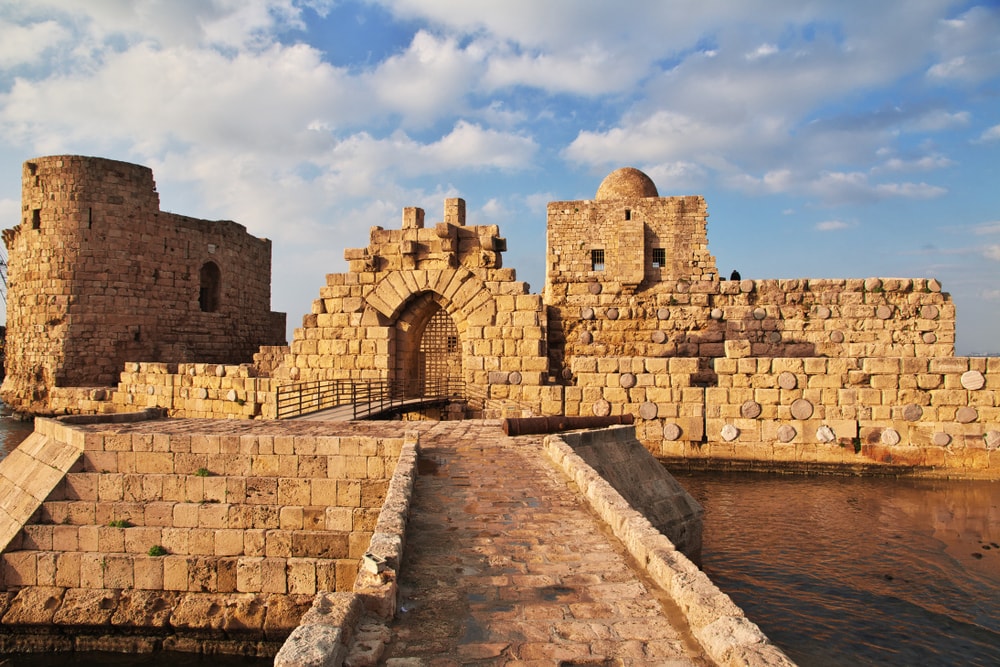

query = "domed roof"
[[595, 167, 658, 200]]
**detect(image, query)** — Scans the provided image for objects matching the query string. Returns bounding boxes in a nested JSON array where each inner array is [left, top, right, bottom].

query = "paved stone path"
[[378, 420, 708, 666]]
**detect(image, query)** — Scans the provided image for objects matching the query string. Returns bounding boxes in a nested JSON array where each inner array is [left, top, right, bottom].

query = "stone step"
[[34, 500, 379, 532], [10, 526, 367, 560], [0, 549, 360, 595], [79, 449, 386, 479], [50, 472, 388, 507]]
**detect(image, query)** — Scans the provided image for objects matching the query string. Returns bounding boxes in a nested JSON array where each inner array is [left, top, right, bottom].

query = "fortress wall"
[[548, 277, 954, 379], [2, 156, 285, 416], [564, 354, 999, 475], [111, 362, 277, 419]]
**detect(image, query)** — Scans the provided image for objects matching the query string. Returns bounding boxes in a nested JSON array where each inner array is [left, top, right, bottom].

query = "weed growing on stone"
[[147, 545, 168, 557], [108, 519, 131, 528]]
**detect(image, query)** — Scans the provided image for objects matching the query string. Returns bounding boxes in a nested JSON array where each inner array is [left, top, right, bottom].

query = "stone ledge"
[[543, 428, 795, 667]]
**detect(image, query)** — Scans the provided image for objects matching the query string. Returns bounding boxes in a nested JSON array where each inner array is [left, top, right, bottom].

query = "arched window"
[[199, 261, 221, 312]]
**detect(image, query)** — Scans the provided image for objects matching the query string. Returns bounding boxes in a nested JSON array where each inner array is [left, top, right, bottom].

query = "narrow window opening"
[[591, 248, 605, 272], [87, 208, 93, 229], [31, 209, 41, 230], [652, 248, 666, 269], [199, 261, 221, 312], [625, 209, 631, 220]]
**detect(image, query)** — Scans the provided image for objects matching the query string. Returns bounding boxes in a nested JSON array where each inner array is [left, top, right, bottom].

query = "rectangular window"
[[31, 208, 41, 229], [591, 248, 605, 271], [652, 248, 666, 269]]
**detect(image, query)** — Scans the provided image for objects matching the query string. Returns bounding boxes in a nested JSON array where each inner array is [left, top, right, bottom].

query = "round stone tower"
[[2, 156, 161, 412]]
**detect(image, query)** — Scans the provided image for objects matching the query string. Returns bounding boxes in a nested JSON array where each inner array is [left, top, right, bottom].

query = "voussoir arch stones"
[[366, 268, 500, 324]]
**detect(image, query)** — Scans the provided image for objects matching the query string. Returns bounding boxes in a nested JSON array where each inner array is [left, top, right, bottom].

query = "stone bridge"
[[0, 412, 790, 665]]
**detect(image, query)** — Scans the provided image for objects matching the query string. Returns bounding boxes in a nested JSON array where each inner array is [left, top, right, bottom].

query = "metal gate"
[[418, 307, 461, 395]]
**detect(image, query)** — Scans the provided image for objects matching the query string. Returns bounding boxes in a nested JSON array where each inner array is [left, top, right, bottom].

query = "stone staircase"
[[0, 416, 407, 657]]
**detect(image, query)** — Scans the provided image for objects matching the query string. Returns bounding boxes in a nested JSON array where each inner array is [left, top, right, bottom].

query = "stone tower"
[[1, 156, 285, 415]]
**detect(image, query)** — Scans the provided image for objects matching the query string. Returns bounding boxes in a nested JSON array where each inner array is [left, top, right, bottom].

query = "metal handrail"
[[276, 377, 463, 420]]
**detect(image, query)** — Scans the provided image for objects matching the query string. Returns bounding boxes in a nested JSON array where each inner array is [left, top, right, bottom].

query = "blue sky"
[[0, 1, 998, 353]]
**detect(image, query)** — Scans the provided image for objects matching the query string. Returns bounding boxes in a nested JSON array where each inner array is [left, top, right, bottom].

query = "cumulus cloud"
[[0, 20, 71, 68], [984, 244, 1000, 261]]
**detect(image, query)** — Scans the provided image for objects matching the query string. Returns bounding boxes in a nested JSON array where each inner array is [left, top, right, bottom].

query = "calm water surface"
[[676, 470, 1000, 666]]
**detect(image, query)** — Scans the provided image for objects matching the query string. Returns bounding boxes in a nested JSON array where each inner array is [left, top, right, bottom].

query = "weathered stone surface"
[[902, 404, 923, 422], [777, 372, 797, 390], [639, 402, 658, 420], [777, 425, 796, 443], [721, 424, 739, 442], [620, 373, 637, 389], [2, 587, 64, 625], [790, 399, 813, 420], [663, 423, 682, 441], [932, 432, 952, 447], [52, 588, 120, 625], [592, 400, 611, 417], [111, 590, 179, 628], [881, 428, 901, 446], [961, 370, 985, 391], [741, 401, 762, 419], [816, 426, 835, 443], [956, 407, 978, 424]]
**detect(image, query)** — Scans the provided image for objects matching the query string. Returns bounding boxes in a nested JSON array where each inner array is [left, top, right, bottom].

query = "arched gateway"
[[279, 198, 549, 407], [393, 293, 462, 396]]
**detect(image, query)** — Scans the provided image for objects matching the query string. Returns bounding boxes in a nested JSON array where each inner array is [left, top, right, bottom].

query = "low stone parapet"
[[543, 427, 794, 667]]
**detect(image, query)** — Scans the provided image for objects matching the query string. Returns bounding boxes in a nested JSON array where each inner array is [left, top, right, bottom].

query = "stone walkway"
[[378, 420, 709, 666]]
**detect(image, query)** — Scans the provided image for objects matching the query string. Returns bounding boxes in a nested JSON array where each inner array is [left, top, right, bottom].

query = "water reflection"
[[675, 471, 1000, 666]]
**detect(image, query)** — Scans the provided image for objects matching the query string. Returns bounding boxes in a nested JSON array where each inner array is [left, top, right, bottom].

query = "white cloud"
[[877, 154, 955, 172], [746, 43, 779, 60], [815, 220, 854, 232], [928, 6, 1000, 83], [983, 289, 1000, 301], [0, 20, 71, 68], [984, 245, 1000, 262], [366, 31, 484, 125], [979, 124, 1000, 142], [973, 222, 1000, 235]]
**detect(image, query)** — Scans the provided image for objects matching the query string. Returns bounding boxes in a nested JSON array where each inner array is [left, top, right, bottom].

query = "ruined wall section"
[[278, 200, 550, 398], [2, 156, 285, 415]]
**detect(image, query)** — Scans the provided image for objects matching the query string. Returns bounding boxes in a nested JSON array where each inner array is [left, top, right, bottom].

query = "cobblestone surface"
[[380, 420, 708, 666]]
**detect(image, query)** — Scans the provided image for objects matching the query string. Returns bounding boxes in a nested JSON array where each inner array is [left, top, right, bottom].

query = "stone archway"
[[393, 292, 463, 396]]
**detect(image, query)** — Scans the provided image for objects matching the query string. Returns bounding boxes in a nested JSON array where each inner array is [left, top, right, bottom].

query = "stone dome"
[[595, 167, 659, 200]]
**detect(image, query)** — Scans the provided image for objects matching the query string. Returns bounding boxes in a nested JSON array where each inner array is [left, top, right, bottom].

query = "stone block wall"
[[696, 355, 1000, 473], [111, 362, 278, 419], [1, 419, 407, 598], [547, 277, 955, 381], [546, 194, 715, 287], [277, 199, 551, 402], [2, 156, 286, 416], [558, 352, 999, 475]]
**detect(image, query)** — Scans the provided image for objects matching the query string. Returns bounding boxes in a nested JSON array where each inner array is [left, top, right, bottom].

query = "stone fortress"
[[1, 156, 286, 416], [0, 156, 996, 663], [2, 156, 997, 476]]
